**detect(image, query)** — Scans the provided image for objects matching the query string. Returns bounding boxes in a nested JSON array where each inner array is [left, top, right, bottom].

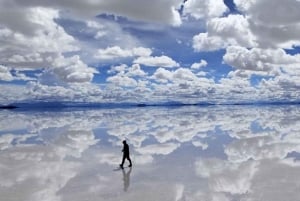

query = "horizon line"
[[1, 100, 300, 110]]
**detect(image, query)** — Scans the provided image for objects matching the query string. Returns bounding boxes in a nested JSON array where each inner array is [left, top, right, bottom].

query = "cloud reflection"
[[1, 105, 300, 200]]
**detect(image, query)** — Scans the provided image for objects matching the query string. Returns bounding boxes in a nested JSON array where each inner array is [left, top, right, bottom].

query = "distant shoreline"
[[0, 105, 19, 110], [1, 101, 300, 110]]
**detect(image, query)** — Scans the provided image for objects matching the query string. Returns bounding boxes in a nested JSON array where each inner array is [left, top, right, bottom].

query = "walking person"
[[120, 140, 132, 169]]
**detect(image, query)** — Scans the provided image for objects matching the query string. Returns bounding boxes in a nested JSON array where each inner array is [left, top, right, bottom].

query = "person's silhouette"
[[122, 166, 132, 192], [120, 140, 132, 169]]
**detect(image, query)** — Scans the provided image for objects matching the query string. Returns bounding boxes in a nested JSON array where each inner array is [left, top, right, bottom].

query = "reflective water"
[[1, 105, 300, 201]]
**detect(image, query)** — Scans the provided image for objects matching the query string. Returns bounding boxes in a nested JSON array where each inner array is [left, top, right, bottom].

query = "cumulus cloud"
[[193, 15, 256, 52], [184, 0, 300, 98], [173, 68, 198, 81], [223, 46, 300, 73], [235, 0, 300, 48], [0, 7, 78, 68], [207, 14, 256, 47], [152, 68, 174, 83], [258, 74, 300, 101], [95, 46, 132, 60], [151, 68, 204, 98], [184, 0, 228, 19], [106, 63, 147, 88], [51, 55, 98, 83], [126, 64, 148, 77], [106, 74, 138, 88], [1, 0, 300, 104], [191, 59, 207, 69], [26, 82, 103, 103], [0, 67, 36, 82], [192, 0, 300, 52], [0, 84, 28, 104], [0, 6, 98, 86], [0, 2, 157, 88], [0, 66, 14, 81], [8, 0, 183, 26], [134, 55, 179, 67], [94, 46, 152, 60], [152, 67, 204, 84], [193, 33, 226, 52]]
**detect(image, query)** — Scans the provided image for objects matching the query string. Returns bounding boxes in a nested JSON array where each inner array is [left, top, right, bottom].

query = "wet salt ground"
[[1, 105, 300, 200]]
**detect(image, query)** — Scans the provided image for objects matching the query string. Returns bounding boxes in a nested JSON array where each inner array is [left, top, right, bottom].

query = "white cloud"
[[0, 7, 78, 68], [207, 14, 256, 47], [86, 20, 107, 39], [223, 46, 300, 73], [173, 68, 198, 81], [0, 6, 85, 87], [191, 59, 208, 69], [235, 0, 300, 48], [86, 20, 105, 29], [184, 0, 228, 19], [51, 55, 98, 83], [9, 0, 183, 26], [83, 18, 140, 50], [132, 47, 153, 57], [0, 84, 28, 104], [95, 46, 133, 60], [134, 55, 179, 67], [191, 0, 300, 53], [94, 46, 152, 60], [108, 64, 128, 74], [193, 15, 256, 52], [106, 74, 137, 87], [126, 64, 147, 77], [26, 82, 103, 103], [235, 0, 300, 25], [94, 31, 107, 39], [0, 5, 142, 87], [1, 0, 300, 104], [0, 65, 13, 81], [258, 74, 300, 100], [151, 67, 201, 85], [107, 64, 147, 89], [152, 68, 173, 83], [193, 33, 226, 52]]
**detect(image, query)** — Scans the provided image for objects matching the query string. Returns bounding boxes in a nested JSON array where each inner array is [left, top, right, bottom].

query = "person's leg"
[[127, 155, 132, 167], [120, 155, 125, 168]]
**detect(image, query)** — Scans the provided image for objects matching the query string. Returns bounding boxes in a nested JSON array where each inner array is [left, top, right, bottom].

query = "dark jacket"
[[123, 143, 130, 156]]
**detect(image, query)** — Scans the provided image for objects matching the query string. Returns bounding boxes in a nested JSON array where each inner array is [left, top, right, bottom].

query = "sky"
[[1, 0, 300, 104]]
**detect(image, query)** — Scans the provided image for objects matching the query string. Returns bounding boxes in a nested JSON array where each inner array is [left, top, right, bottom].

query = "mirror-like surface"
[[1, 105, 300, 201]]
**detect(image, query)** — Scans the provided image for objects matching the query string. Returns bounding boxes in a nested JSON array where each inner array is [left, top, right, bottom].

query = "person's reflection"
[[122, 167, 132, 192]]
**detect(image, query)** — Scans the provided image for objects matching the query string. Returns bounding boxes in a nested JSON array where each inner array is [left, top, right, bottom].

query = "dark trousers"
[[121, 154, 132, 166]]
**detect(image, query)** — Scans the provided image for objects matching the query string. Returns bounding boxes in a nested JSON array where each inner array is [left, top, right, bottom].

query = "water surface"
[[1, 105, 300, 201]]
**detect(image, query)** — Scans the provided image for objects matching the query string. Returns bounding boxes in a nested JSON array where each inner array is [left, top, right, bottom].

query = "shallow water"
[[1, 105, 300, 201]]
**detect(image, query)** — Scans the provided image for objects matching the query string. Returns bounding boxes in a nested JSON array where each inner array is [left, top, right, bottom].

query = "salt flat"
[[1, 105, 300, 201]]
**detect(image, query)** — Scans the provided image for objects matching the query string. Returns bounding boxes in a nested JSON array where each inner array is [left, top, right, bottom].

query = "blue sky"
[[1, 0, 300, 104]]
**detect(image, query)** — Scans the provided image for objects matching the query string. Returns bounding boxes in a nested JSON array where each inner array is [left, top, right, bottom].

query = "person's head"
[[123, 140, 126, 144]]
